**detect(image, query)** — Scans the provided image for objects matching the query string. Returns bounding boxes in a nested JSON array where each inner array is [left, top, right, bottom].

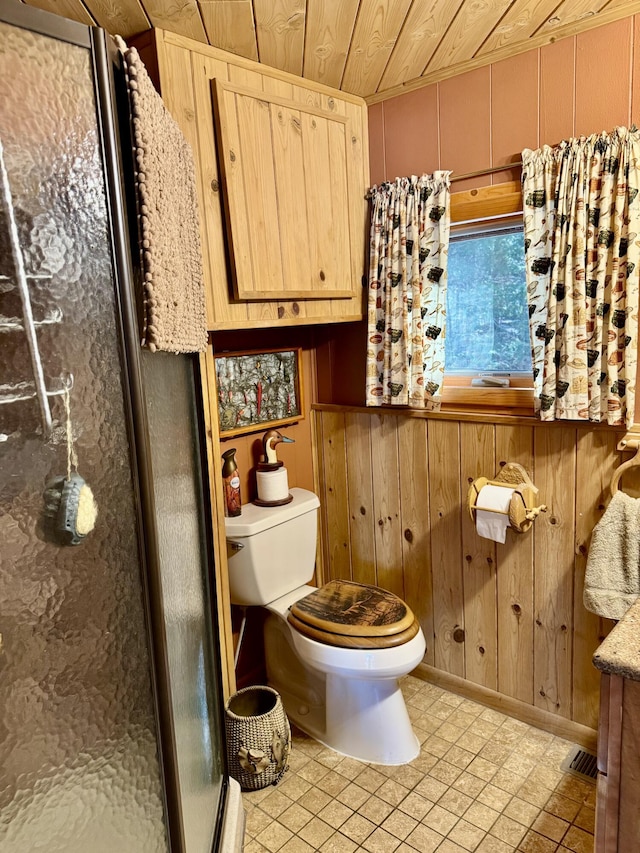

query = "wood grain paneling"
[[428, 419, 465, 676], [495, 424, 535, 704], [490, 49, 539, 183], [460, 422, 497, 690], [314, 407, 620, 730], [398, 417, 434, 665]]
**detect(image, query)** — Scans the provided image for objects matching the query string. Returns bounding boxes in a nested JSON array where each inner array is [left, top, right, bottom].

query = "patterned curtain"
[[522, 127, 640, 426], [366, 173, 451, 409]]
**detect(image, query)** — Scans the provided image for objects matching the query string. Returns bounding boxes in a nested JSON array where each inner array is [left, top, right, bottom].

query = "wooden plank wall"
[[314, 408, 624, 730]]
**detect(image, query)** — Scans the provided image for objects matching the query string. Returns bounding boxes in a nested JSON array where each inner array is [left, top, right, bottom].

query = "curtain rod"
[[366, 160, 523, 197], [451, 161, 523, 182]]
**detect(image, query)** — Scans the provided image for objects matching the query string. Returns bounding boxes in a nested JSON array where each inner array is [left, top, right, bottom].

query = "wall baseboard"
[[413, 663, 598, 753]]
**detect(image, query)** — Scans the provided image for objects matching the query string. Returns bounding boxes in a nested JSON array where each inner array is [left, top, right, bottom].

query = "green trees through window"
[[445, 225, 532, 375]]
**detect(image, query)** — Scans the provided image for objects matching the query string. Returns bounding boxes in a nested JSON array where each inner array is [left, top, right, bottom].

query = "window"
[[442, 183, 534, 414]]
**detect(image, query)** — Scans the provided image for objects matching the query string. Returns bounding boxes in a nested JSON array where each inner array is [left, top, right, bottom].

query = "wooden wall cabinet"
[[133, 29, 369, 330]]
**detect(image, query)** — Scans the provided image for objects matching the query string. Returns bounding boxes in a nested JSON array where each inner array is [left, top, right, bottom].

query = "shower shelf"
[[0, 138, 66, 436]]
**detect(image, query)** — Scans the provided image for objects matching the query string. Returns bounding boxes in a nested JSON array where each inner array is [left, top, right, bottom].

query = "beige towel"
[[584, 490, 640, 619], [117, 38, 208, 353]]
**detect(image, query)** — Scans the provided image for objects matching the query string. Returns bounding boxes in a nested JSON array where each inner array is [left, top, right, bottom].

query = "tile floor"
[[241, 676, 596, 853]]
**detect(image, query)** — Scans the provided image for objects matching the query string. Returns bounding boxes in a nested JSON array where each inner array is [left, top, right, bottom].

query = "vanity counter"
[[593, 597, 640, 681]]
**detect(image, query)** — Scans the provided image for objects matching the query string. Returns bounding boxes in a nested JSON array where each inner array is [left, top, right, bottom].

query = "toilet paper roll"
[[475, 484, 514, 543], [257, 467, 289, 503]]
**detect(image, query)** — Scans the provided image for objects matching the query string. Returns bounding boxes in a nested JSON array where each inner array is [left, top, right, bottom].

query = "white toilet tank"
[[224, 487, 320, 606]]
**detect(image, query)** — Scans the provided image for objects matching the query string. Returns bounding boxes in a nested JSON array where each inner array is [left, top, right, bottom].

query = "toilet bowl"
[[225, 488, 426, 764]]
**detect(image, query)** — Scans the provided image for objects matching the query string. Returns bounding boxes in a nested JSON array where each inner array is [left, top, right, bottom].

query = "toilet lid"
[[287, 580, 419, 648]]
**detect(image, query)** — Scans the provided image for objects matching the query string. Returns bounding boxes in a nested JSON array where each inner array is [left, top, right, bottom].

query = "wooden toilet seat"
[[287, 579, 420, 649]]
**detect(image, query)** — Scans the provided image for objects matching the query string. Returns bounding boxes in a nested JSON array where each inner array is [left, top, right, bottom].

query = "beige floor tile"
[[377, 778, 413, 807], [319, 831, 358, 853], [422, 804, 459, 835], [478, 742, 512, 765], [517, 829, 559, 852], [438, 788, 474, 817], [244, 840, 270, 853], [278, 802, 314, 833], [445, 745, 476, 770], [456, 732, 489, 755], [316, 770, 350, 797], [404, 822, 445, 852], [335, 757, 366, 781], [277, 775, 313, 801], [317, 798, 353, 829], [430, 760, 463, 786], [336, 783, 370, 810], [475, 784, 512, 812], [466, 757, 499, 783], [387, 764, 425, 789], [398, 790, 435, 821], [297, 787, 332, 814], [573, 805, 595, 833], [449, 710, 481, 731], [279, 837, 315, 853], [356, 766, 387, 794], [561, 825, 595, 853], [424, 736, 455, 759], [241, 682, 596, 853], [358, 794, 394, 825], [298, 761, 330, 785], [437, 722, 466, 744], [451, 772, 487, 800], [340, 812, 376, 844], [463, 802, 500, 832], [362, 826, 402, 852], [475, 835, 515, 853], [260, 789, 295, 819], [297, 816, 334, 848], [437, 840, 469, 853], [381, 809, 419, 840], [554, 776, 594, 805], [246, 807, 274, 838], [489, 815, 527, 847], [543, 792, 582, 823], [531, 810, 570, 843], [447, 817, 486, 851], [490, 769, 527, 795], [255, 821, 293, 852], [415, 775, 449, 803], [502, 797, 540, 828], [516, 779, 554, 809]]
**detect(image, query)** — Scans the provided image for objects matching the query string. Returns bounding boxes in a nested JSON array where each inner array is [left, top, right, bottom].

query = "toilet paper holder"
[[467, 462, 547, 534]]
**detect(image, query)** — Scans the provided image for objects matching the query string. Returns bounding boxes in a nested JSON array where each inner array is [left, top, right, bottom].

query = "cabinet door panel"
[[213, 79, 358, 301]]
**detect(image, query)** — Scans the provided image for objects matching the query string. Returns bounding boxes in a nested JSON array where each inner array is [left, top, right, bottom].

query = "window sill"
[[441, 385, 534, 417]]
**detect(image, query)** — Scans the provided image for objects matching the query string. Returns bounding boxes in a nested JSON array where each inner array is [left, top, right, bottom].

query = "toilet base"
[[264, 612, 421, 765], [323, 672, 420, 765]]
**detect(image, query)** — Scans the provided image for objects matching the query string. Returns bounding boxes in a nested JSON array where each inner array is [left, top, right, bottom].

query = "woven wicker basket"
[[225, 685, 291, 790]]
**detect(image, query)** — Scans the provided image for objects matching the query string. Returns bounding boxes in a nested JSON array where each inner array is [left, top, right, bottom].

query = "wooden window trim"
[[442, 181, 534, 416]]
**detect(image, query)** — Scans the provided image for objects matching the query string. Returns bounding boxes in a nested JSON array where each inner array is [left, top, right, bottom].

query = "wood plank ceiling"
[[22, 0, 640, 102]]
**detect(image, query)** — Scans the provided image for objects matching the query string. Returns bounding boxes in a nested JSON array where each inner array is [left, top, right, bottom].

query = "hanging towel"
[[584, 490, 640, 619], [116, 37, 208, 354]]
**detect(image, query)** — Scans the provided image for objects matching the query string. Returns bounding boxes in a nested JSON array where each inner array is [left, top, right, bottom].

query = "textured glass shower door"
[[0, 4, 229, 851]]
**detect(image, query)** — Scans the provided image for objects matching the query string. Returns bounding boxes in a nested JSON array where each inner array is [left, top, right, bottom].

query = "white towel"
[[584, 490, 640, 620]]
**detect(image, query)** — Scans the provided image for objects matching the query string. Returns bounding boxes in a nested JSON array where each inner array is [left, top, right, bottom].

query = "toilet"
[[225, 487, 426, 765]]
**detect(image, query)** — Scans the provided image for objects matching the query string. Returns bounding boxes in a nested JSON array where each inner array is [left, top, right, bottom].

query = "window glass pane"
[[446, 226, 532, 374]]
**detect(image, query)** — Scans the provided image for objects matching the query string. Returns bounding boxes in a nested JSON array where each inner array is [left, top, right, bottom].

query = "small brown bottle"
[[222, 448, 242, 517]]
